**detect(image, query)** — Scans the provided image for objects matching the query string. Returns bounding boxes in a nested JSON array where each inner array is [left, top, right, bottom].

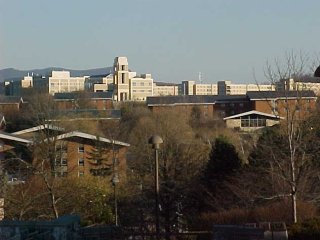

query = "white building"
[[113, 57, 153, 101], [153, 82, 179, 96], [48, 71, 86, 94], [275, 78, 320, 95], [217, 80, 275, 95], [32, 71, 86, 95], [193, 83, 218, 95]]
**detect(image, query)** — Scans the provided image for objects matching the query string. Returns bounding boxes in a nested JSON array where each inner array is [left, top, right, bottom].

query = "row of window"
[[132, 82, 152, 86], [132, 90, 152, 93], [241, 119, 267, 127], [55, 158, 84, 166], [55, 171, 84, 177], [220, 103, 244, 108]]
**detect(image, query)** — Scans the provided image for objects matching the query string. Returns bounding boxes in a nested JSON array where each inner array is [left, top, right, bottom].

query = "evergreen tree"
[[201, 135, 242, 210], [87, 139, 112, 177], [204, 135, 242, 183]]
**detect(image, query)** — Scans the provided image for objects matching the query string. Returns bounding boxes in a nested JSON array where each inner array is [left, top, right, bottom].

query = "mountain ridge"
[[0, 67, 113, 82]]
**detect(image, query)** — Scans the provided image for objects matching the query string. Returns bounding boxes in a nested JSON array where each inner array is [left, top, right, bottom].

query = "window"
[[78, 158, 84, 166], [78, 144, 84, 153], [140, 82, 145, 86], [61, 159, 67, 166], [121, 65, 125, 70], [241, 116, 267, 128], [56, 171, 68, 177], [132, 82, 137, 86], [239, 103, 244, 108], [121, 73, 126, 83], [79, 171, 84, 177]]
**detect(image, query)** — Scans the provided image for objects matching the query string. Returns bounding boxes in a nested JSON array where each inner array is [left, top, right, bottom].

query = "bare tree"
[[246, 51, 320, 223], [122, 108, 209, 235]]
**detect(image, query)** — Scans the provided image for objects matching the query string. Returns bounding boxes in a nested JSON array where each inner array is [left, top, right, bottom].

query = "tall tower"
[[113, 57, 130, 101]]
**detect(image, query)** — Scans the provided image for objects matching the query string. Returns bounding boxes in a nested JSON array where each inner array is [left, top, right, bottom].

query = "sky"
[[0, 0, 319, 83]]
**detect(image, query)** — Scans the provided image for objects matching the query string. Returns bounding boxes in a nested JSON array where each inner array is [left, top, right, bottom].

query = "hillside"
[[0, 67, 113, 82]]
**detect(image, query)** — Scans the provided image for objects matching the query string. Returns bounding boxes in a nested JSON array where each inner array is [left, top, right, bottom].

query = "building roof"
[[246, 90, 316, 100], [11, 124, 65, 136], [315, 65, 320, 78], [223, 110, 283, 120], [296, 76, 320, 83], [147, 95, 247, 106], [0, 96, 23, 104], [154, 82, 179, 86], [89, 73, 112, 78], [54, 92, 113, 100], [55, 131, 130, 147], [0, 132, 32, 144]]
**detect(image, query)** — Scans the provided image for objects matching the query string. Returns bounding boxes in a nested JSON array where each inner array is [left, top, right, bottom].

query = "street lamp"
[[148, 135, 163, 239], [112, 171, 120, 226]]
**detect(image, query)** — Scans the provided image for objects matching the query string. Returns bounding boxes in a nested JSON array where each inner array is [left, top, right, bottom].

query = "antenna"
[[198, 72, 203, 84]]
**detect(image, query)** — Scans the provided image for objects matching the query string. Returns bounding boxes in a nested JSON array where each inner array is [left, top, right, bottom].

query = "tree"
[[200, 135, 242, 211], [248, 51, 320, 223], [87, 138, 112, 177], [120, 108, 209, 236]]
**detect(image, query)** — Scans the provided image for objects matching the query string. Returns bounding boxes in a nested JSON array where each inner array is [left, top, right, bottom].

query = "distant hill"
[[0, 67, 113, 82]]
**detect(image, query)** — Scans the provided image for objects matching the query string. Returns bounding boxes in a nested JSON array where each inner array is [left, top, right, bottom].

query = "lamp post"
[[111, 140, 120, 227], [148, 135, 163, 240], [112, 172, 120, 226]]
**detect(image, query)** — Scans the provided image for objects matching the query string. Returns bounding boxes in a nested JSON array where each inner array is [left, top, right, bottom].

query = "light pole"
[[112, 172, 120, 226], [148, 135, 163, 240], [111, 140, 120, 227]]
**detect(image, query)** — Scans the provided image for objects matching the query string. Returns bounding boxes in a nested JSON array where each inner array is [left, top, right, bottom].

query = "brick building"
[[53, 92, 113, 111], [1, 124, 130, 178], [147, 90, 317, 121]]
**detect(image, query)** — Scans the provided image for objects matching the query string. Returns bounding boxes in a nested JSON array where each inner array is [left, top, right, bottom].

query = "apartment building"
[[147, 90, 316, 121], [7, 124, 130, 178], [181, 80, 274, 96], [153, 82, 179, 96], [193, 83, 218, 95], [217, 81, 275, 95], [130, 74, 153, 101], [53, 92, 113, 110], [0, 96, 24, 112], [275, 77, 320, 95], [29, 71, 86, 95]]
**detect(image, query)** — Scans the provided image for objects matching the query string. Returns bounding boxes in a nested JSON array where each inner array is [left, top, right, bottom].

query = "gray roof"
[[0, 96, 23, 104], [247, 91, 316, 100], [147, 95, 247, 106], [54, 92, 113, 100], [154, 82, 179, 86]]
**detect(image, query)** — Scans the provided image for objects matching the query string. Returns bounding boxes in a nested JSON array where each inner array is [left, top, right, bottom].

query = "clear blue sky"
[[0, 0, 319, 83]]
